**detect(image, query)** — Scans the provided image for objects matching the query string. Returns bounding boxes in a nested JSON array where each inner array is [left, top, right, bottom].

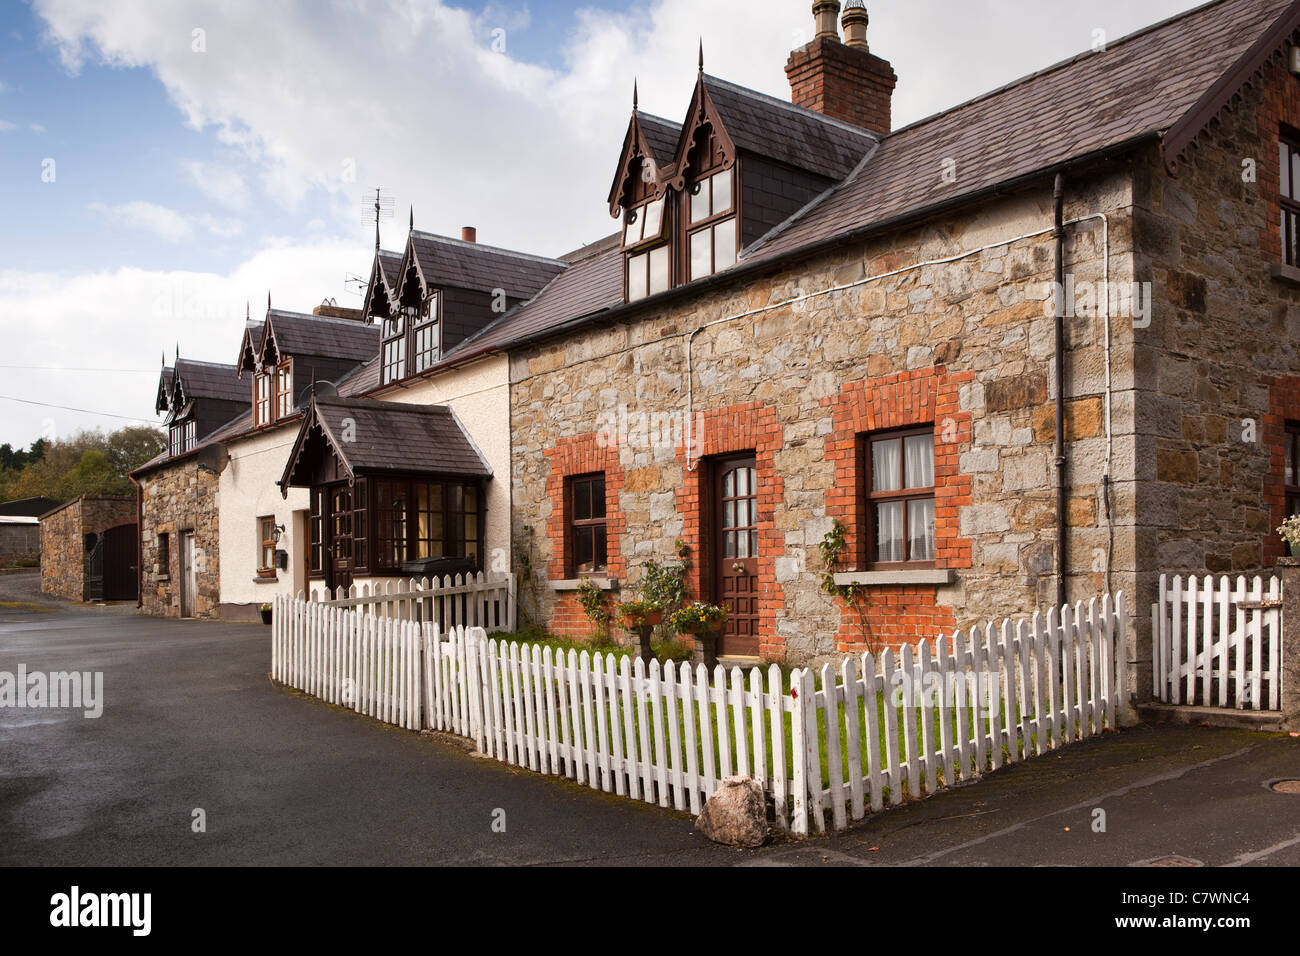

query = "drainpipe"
[[1053, 174, 1068, 611], [132, 476, 143, 610]]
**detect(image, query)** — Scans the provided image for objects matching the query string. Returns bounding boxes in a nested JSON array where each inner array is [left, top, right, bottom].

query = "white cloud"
[[28, 122, 46, 133], [87, 200, 245, 242], [0, 238, 366, 446], [181, 158, 250, 210], [0, 119, 15, 132]]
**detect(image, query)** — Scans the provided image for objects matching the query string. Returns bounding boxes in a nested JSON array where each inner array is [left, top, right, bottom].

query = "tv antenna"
[[362, 187, 395, 252]]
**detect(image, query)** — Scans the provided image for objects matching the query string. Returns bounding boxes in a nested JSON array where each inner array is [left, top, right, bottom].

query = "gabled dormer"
[[370, 226, 565, 387], [609, 104, 682, 302], [239, 305, 378, 429], [159, 357, 249, 457], [611, 66, 878, 305]]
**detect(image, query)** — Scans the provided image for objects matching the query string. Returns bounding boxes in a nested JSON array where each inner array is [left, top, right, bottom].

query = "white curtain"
[[904, 434, 934, 489], [872, 439, 901, 492], [908, 499, 935, 562], [876, 502, 903, 562]]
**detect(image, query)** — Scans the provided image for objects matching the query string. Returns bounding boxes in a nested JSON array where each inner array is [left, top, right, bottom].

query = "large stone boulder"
[[696, 775, 769, 848]]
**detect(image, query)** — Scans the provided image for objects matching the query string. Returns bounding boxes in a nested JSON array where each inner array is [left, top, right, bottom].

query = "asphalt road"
[[2, 569, 1298, 867]]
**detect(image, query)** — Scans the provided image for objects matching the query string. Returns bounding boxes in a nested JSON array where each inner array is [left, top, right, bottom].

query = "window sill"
[[550, 577, 620, 592], [1270, 262, 1300, 287], [833, 569, 957, 587], [154, 574, 170, 583], [252, 575, 278, 585]]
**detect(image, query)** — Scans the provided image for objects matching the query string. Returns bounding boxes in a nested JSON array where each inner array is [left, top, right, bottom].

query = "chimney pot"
[[461, 226, 477, 243], [841, 0, 869, 50], [812, 0, 841, 39]]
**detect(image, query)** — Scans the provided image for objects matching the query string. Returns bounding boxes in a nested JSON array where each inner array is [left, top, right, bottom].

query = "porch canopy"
[[280, 395, 492, 493]]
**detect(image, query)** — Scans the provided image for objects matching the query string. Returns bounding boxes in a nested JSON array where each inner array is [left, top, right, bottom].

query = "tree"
[[0, 426, 165, 503]]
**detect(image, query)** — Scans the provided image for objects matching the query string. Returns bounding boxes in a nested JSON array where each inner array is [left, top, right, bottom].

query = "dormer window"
[[275, 359, 293, 419], [687, 167, 737, 282], [624, 196, 670, 302], [254, 370, 272, 427], [413, 291, 441, 375], [382, 314, 407, 385], [168, 420, 195, 457]]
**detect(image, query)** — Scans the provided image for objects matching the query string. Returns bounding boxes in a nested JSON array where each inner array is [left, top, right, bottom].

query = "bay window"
[[862, 427, 935, 566]]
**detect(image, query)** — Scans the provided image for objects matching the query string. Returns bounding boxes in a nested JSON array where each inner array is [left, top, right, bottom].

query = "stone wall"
[[1132, 54, 1300, 690], [510, 172, 1137, 663], [0, 524, 39, 566], [39, 496, 136, 601], [139, 461, 221, 618]]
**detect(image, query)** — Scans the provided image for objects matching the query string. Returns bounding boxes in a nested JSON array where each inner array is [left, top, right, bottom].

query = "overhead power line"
[[0, 394, 156, 423]]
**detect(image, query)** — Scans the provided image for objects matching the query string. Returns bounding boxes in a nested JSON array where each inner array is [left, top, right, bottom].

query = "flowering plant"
[[670, 601, 728, 634], [1279, 514, 1300, 551], [616, 599, 662, 628]]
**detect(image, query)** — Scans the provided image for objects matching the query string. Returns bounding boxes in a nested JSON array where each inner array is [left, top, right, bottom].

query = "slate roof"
[[438, 0, 1300, 360], [264, 309, 379, 363], [637, 111, 683, 167], [287, 397, 492, 485], [172, 359, 248, 405], [0, 496, 62, 518], [406, 232, 567, 299], [700, 74, 878, 182], [748, 0, 1296, 262], [378, 250, 404, 289]]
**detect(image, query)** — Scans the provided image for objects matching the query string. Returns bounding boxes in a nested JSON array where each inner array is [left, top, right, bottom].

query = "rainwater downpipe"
[[1054, 174, 1068, 611]]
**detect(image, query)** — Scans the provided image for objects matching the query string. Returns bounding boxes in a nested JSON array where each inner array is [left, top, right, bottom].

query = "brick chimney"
[[785, 0, 897, 137], [461, 226, 477, 243]]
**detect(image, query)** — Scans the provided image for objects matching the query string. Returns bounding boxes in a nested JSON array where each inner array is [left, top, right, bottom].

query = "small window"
[[382, 315, 407, 385], [569, 473, 608, 574], [276, 360, 293, 419], [1282, 137, 1300, 267], [1286, 423, 1300, 517], [254, 370, 272, 426], [689, 168, 733, 224], [258, 517, 276, 574], [413, 292, 440, 374], [628, 244, 670, 301], [623, 196, 667, 248], [688, 218, 737, 281], [863, 428, 936, 566], [157, 533, 170, 575]]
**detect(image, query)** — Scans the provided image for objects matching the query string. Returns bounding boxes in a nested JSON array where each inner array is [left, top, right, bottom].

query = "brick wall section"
[[674, 401, 785, 659], [543, 433, 626, 639], [784, 36, 897, 136], [822, 367, 972, 650], [139, 462, 221, 618], [39, 496, 135, 601]]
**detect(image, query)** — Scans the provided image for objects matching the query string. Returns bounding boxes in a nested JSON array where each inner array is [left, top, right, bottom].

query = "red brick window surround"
[[860, 425, 937, 569], [824, 368, 973, 572], [544, 435, 625, 581], [1255, 61, 1300, 265]]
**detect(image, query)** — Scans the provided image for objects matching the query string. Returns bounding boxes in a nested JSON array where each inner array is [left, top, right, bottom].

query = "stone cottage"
[[395, 0, 1300, 686]]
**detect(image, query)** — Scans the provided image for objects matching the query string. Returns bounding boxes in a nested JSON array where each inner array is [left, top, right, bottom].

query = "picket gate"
[[1151, 574, 1281, 711]]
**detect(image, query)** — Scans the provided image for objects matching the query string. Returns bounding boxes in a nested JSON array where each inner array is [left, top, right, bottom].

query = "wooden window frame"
[[568, 472, 608, 576], [413, 291, 441, 375], [254, 370, 272, 427], [858, 425, 937, 570], [275, 359, 294, 420], [381, 315, 407, 386], [257, 516, 277, 577], [685, 165, 737, 282], [363, 476, 485, 574], [1282, 134, 1300, 268], [156, 532, 170, 576]]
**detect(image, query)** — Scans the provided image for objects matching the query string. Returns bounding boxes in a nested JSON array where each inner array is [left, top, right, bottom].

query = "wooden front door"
[[326, 485, 354, 595], [179, 531, 196, 618], [711, 455, 760, 657]]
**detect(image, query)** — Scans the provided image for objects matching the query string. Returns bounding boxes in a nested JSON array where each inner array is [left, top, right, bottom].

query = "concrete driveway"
[[2, 569, 1297, 867]]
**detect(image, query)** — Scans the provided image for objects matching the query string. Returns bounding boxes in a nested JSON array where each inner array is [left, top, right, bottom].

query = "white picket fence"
[[271, 591, 1130, 836], [270, 593, 424, 730], [1152, 574, 1281, 711], [308, 572, 516, 633]]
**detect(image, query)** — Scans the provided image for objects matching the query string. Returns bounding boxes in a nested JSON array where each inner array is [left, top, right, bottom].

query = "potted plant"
[[1280, 515, 1300, 558], [616, 599, 662, 664], [670, 601, 728, 667], [260, 602, 273, 625]]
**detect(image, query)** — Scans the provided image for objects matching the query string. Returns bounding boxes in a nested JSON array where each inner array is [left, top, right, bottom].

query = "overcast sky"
[[0, 0, 1208, 449]]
